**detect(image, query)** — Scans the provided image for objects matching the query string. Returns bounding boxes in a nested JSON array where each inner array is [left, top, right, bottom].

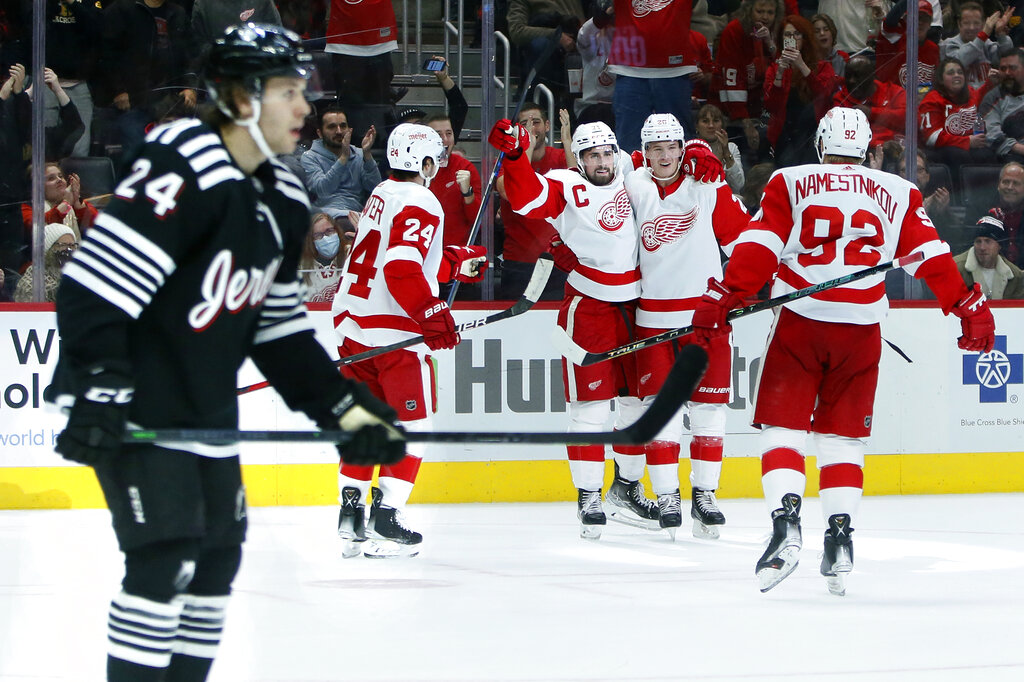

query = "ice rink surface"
[[2, 493, 1023, 682]]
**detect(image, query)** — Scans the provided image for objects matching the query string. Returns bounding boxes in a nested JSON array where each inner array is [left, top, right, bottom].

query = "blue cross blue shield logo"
[[962, 335, 1023, 403]]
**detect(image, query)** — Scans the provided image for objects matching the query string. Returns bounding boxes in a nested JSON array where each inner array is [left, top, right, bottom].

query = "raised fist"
[[488, 119, 530, 160]]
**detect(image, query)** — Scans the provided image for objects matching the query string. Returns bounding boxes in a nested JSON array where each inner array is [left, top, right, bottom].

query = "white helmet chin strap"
[[214, 83, 277, 161]]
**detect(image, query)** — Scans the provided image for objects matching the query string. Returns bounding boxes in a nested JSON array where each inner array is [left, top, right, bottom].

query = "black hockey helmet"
[[204, 23, 313, 92]]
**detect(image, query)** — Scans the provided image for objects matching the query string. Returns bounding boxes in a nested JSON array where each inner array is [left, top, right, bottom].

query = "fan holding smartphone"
[[774, 22, 809, 80]]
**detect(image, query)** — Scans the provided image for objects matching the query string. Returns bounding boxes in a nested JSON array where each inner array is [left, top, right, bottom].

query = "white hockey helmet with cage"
[[571, 122, 619, 173], [640, 113, 686, 149], [815, 106, 871, 162], [387, 123, 446, 183]]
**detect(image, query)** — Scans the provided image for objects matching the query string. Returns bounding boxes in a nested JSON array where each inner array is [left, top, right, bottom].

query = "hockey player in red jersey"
[[331, 123, 487, 558], [626, 113, 749, 539], [490, 118, 646, 539], [692, 107, 996, 595], [47, 25, 407, 681]]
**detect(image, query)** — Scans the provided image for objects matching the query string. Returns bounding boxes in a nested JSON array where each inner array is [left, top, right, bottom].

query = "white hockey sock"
[[107, 590, 182, 669], [819, 463, 864, 522], [568, 445, 606, 491], [172, 594, 229, 660], [646, 440, 681, 495], [378, 476, 415, 510], [611, 448, 645, 481]]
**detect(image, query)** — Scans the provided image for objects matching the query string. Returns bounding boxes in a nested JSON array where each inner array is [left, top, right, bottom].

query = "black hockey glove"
[[55, 367, 134, 467], [329, 383, 407, 466]]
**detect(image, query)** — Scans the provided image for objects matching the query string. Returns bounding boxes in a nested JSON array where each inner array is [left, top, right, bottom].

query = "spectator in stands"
[[43, 0, 103, 158], [496, 102, 569, 300], [574, 2, 614, 120], [954, 209, 1024, 298], [300, 212, 349, 304], [397, 57, 469, 141], [983, 48, 1024, 163], [940, 2, 1013, 91], [833, 55, 907, 150], [897, 149, 962, 249], [301, 104, 381, 220], [740, 161, 775, 215], [689, 29, 715, 107], [811, 13, 848, 78], [816, 0, 886, 55], [966, 161, 1024, 267], [763, 15, 839, 168], [695, 103, 744, 193], [325, 0, 405, 106], [919, 57, 998, 169], [507, 0, 585, 118], [100, 0, 196, 160], [876, 1, 940, 90], [426, 113, 482, 249], [21, 162, 98, 244], [14, 223, 77, 303], [191, 1, 283, 61], [0, 267, 11, 302], [0, 62, 28, 271], [716, 0, 784, 162], [29, 67, 86, 161]]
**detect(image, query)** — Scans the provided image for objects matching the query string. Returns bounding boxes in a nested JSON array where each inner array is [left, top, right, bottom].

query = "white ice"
[[2, 494, 1023, 681]]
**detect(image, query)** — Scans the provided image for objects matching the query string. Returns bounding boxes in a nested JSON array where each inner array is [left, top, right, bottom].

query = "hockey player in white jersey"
[[489, 118, 651, 539], [331, 123, 487, 557], [693, 107, 996, 595], [625, 113, 750, 539]]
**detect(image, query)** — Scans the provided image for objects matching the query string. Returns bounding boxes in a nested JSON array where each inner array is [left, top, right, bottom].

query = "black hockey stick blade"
[[446, 27, 564, 306], [236, 255, 554, 395], [553, 251, 926, 366], [127, 344, 707, 447]]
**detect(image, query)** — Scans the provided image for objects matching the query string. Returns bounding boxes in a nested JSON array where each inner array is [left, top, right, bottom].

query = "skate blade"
[[605, 505, 660, 531], [825, 573, 846, 596], [757, 546, 801, 593], [579, 523, 603, 540], [692, 519, 721, 540], [665, 526, 678, 541], [341, 539, 365, 559], [362, 540, 420, 559]]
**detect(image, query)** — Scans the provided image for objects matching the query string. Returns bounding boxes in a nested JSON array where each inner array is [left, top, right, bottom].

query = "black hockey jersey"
[[50, 118, 350, 457]]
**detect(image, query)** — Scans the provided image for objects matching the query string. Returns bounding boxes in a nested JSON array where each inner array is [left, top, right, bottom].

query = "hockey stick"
[[127, 345, 707, 446], [553, 251, 927, 367], [235, 254, 554, 396], [445, 27, 564, 306]]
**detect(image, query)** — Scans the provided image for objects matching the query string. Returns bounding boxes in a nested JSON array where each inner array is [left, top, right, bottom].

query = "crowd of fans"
[[3, 0, 1024, 303]]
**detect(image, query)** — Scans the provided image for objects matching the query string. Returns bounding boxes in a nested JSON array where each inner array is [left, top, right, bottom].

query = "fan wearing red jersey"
[[489, 117, 643, 540], [331, 124, 487, 558], [693, 107, 995, 596], [625, 113, 750, 540]]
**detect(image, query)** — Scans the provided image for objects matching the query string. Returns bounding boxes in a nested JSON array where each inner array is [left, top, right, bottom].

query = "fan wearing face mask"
[[14, 223, 78, 303], [300, 212, 351, 303]]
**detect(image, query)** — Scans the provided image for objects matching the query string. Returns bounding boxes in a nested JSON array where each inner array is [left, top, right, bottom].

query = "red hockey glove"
[[548, 236, 579, 273], [951, 283, 995, 353], [691, 278, 742, 346], [439, 245, 489, 283], [412, 298, 460, 351], [682, 139, 725, 183], [488, 119, 531, 160]]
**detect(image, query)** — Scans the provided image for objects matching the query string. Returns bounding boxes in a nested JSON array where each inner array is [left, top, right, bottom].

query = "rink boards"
[[1, 302, 1023, 509]]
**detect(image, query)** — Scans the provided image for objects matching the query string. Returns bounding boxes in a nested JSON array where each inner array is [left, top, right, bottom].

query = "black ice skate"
[[691, 488, 726, 539], [657, 490, 683, 539], [820, 513, 854, 596], [604, 463, 660, 531], [577, 488, 606, 539], [756, 493, 803, 592], [337, 486, 366, 559], [364, 487, 422, 558]]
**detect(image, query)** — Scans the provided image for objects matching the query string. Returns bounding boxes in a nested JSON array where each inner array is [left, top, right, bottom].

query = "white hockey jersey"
[[504, 152, 640, 302], [626, 168, 749, 328], [727, 164, 951, 325], [332, 179, 444, 348]]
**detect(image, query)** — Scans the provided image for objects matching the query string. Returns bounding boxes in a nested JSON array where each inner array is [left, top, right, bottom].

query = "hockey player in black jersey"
[[46, 24, 406, 682]]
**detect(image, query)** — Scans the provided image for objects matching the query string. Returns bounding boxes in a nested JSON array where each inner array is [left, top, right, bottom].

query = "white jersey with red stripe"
[[331, 179, 444, 348], [626, 168, 749, 328], [506, 151, 640, 302], [731, 163, 950, 325]]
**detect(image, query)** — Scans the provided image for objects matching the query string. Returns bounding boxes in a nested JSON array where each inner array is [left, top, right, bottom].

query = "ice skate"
[[604, 463, 660, 531], [820, 513, 854, 596], [364, 487, 422, 558], [577, 489, 606, 539], [690, 488, 726, 539], [657, 490, 682, 539], [337, 486, 366, 559], [756, 493, 803, 592]]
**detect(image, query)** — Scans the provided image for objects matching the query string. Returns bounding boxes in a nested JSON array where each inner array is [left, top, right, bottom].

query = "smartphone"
[[783, 36, 797, 50], [423, 58, 446, 72]]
